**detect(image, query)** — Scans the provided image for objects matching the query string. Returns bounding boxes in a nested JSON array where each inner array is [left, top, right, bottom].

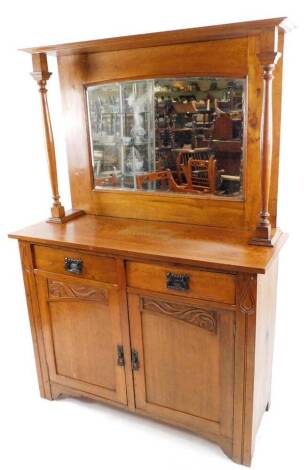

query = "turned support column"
[[31, 53, 65, 221], [31, 53, 84, 223], [250, 29, 281, 246]]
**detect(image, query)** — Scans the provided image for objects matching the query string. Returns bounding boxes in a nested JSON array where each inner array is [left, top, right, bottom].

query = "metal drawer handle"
[[64, 257, 83, 275], [166, 272, 190, 291]]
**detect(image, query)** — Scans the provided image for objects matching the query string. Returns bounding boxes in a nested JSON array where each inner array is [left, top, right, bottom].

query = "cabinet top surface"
[[20, 17, 290, 56], [9, 215, 286, 273]]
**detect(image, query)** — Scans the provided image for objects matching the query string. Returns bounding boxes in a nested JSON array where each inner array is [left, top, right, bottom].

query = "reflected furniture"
[[176, 147, 211, 183], [9, 18, 291, 466], [184, 157, 217, 193], [212, 115, 234, 140], [136, 169, 186, 192], [87, 76, 244, 193]]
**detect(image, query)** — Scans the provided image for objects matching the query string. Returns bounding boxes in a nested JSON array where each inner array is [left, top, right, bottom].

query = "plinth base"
[[249, 227, 282, 247], [47, 209, 85, 224]]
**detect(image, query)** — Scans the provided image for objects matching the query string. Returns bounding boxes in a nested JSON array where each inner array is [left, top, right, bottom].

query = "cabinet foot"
[[38, 387, 53, 400], [230, 453, 252, 467]]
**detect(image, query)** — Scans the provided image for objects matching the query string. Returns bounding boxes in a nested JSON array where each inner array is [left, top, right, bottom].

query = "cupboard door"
[[128, 293, 234, 439], [36, 273, 127, 405]]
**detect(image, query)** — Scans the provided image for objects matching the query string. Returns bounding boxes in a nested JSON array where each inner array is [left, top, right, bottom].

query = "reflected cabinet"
[[10, 18, 290, 467]]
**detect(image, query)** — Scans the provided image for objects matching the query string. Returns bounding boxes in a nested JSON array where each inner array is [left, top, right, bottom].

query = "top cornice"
[[20, 17, 292, 56]]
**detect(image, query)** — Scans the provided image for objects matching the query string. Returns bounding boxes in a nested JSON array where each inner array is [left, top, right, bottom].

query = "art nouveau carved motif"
[[48, 279, 108, 303], [141, 297, 217, 333], [238, 275, 256, 315]]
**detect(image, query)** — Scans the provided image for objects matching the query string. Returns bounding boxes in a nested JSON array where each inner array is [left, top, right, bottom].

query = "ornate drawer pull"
[[64, 257, 83, 275], [166, 272, 190, 291]]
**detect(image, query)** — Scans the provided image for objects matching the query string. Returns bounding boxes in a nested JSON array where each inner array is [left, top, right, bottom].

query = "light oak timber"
[[36, 271, 127, 403], [33, 243, 118, 284], [20, 17, 291, 56], [9, 215, 287, 275], [11, 18, 290, 466], [126, 260, 236, 304], [18, 241, 52, 399], [56, 39, 248, 229], [54, 24, 283, 231]]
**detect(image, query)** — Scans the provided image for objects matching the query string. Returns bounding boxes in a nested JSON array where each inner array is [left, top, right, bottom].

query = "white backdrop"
[[1, 1, 306, 469]]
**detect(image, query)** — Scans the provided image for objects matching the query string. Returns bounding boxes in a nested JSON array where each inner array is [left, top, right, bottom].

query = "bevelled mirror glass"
[[87, 77, 245, 198]]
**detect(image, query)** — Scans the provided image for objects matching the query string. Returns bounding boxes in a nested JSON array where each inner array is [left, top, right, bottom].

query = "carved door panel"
[[128, 293, 234, 439], [36, 272, 127, 404]]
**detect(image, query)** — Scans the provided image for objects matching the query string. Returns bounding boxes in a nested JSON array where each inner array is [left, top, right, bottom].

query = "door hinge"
[[117, 345, 125, 366]]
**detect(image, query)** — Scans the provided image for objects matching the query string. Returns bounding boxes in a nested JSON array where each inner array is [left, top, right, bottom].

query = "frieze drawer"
[[33, 245, 118, 284], [126, 261, 236, 304]]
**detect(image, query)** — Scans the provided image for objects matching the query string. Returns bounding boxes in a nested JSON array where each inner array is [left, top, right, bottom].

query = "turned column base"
[[48, 208, 85, 224], [249, 227, 282, 247]]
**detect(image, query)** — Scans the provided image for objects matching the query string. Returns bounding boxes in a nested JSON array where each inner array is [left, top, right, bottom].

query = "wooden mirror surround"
[[73, 33, 270, 236], [9, 18, 291, 466], [24, 17, 288, 242]]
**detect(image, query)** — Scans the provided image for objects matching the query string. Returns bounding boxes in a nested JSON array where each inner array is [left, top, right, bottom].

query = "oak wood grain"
[[127, 261, 236, 304], [36, 272, 127, 404], [18, 241, 52, 399], [9, 215, 287, 274], [20, 17, 289, 55], [13, 18, 290, 466], [33, 243, 118, 284], [128, 292, 235, 440]]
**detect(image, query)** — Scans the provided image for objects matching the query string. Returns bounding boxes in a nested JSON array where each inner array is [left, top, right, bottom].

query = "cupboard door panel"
[[36, 273, 127, 404], [129, 293, 234, 438], [49, 301, 116, 389]]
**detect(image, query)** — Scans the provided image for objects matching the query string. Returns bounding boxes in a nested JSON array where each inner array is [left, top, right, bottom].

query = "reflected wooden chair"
[[184, 156, 217, 193], [136, 170, 189, 193], [176, 147, 211, 183]]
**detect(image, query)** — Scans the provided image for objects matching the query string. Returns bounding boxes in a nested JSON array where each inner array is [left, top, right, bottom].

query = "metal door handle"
[[131, 349, 139, 371]]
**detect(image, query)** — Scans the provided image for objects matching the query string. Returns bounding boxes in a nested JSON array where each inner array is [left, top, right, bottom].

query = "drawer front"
[[33, 245, 118, 284], [126, 261, 236, 304]]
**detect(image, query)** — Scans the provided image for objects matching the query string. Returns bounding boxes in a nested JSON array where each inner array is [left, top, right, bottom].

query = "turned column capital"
[[31, 55, 53, 93], [257, 51, 281, 68]]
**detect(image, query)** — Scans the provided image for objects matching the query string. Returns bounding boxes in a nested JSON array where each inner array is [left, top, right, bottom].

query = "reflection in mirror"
[[87, 77, 245, 197]]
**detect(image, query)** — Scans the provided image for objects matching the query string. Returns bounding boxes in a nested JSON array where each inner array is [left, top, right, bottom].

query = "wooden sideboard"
[[10, 18, 291, 466], [10, 216, 286, 465]]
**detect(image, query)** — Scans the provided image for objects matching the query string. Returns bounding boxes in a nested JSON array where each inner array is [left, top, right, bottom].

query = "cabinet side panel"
[[18, 241, 52, 399], [252, 258, 278, 440], [233, 273, 257, 466]]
